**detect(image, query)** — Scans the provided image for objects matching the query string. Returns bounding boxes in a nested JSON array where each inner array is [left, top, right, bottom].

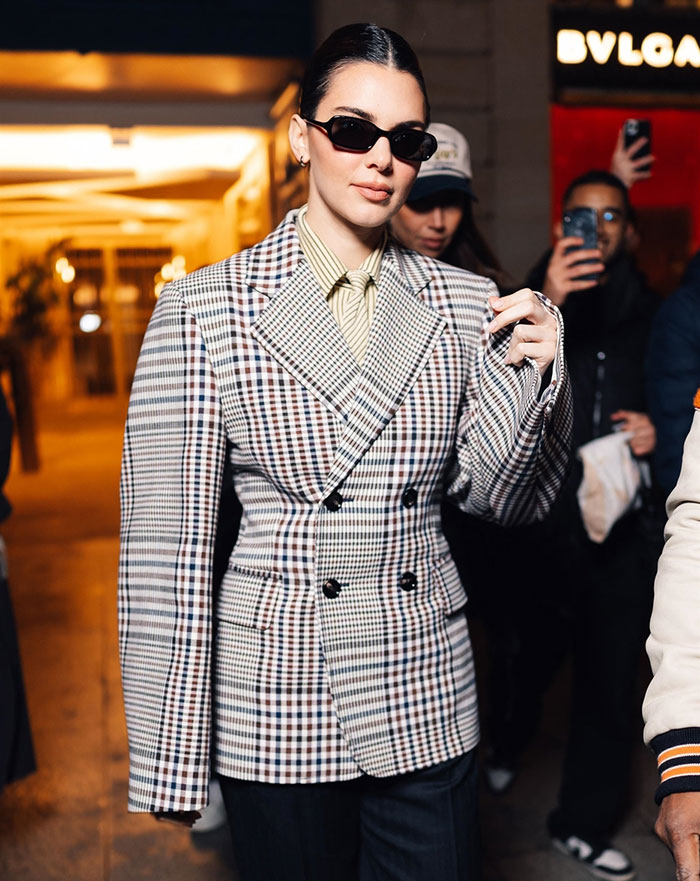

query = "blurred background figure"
[[390, 123, 550, 805], [0, 386, 35, 794], [646, 252, 700, 498], [390, 122, 518, 293], [498, 168, 663, 881]]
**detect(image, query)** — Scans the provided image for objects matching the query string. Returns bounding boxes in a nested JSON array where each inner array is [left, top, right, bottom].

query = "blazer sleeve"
[[445, 284, 572, 525], [119, 284, 226, 813], [643, 407, 700, 803]]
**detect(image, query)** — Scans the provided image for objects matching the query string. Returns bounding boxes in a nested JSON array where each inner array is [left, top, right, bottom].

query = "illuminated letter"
[[675, 34, 700, 68], [641, 32, 674, 68], [586, 30, 616, 65], [618, 32, 643, 66], [557, 29, 587, 65]]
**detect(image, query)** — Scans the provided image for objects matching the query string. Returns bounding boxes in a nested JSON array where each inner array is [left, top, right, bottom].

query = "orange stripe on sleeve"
[[661, 764, 700, 782], [658, 745, 700, 764], [694, 388, 700, 409]]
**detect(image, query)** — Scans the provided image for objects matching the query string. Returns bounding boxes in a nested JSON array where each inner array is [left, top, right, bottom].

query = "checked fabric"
[[118, 209, 572, 813]]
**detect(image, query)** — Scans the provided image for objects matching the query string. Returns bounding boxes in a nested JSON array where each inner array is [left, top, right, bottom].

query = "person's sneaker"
[[484, 765, 516, 795], [483, 758, 517, 794], [551, 834, 637, 881], [191, 778, 227, 834]]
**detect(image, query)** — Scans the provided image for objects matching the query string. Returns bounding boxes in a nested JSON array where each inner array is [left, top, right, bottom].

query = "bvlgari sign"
[[552, 6, 700, 95], [558, 30, 700, 70]]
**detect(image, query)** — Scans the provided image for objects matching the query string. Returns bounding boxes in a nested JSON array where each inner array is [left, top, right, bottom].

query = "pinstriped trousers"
[[220, 749, 481, 881]]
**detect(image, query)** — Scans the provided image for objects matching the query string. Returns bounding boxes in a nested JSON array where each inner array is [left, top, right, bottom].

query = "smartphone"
[[562, 207, 599, 283], [623, 118, 652, 171]]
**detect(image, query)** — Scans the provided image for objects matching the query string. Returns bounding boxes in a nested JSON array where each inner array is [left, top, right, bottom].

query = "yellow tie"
[[339, 270, 371, 364]]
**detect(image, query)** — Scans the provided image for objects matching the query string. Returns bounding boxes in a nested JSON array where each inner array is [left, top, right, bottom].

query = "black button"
[[401, 488, 418, 508], [322, 578, 342, 599], [324, 491, 343, 512], [399, 571, 418, 591]]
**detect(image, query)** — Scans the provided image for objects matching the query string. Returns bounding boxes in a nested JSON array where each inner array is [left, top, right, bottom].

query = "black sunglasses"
[[304, 116, 437, 162]]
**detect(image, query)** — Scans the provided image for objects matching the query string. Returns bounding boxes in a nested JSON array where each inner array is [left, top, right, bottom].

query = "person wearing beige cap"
[[392, 123, 543, 800], [390, 122, 518, 293]]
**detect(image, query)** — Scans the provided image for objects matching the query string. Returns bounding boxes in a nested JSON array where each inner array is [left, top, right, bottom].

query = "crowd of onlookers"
[[391, 120, 694, 881]]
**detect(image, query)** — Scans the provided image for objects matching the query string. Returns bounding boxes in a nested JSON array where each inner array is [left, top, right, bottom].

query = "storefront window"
[[551, 0, 700, 295]]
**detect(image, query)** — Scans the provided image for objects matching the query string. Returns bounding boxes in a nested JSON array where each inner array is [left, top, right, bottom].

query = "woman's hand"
[[611, 410, 656, 456], [488, 288, 558, 377]]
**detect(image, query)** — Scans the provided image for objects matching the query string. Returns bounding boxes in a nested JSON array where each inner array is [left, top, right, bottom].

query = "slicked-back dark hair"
[[299, 23, 430, 123], [563, 169, 631, 219]]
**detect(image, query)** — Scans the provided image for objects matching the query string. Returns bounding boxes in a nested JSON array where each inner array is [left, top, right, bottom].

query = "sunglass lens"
[[326, 117, 438, 161], [391, 130, 438, 161], [330, 118, 376, 151], [390, 130, 425, 161]]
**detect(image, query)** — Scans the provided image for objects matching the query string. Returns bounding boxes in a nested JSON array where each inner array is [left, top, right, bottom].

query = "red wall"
[[551, 104, 700, 251]]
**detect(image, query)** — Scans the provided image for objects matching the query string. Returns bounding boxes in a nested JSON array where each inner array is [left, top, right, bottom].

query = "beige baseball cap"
[[408, 123, 476, 201]]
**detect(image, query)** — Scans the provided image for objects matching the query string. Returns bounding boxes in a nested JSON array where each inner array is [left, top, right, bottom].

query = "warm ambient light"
[[73, 284, 97, 307], [79, 312, 102, 333], [0, 127, 261, 173], [557, 29, 700, 68], [154, 255, 187, 298]]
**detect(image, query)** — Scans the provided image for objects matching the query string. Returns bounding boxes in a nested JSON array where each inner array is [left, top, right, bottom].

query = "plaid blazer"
[[119, 210, 572, 812]]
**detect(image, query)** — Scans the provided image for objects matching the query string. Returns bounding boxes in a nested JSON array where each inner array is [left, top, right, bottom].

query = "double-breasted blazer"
[[119, 210, 572, 812]]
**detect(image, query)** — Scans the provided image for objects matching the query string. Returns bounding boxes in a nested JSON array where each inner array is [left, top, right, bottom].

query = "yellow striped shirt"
[[295, 205, 385, 341]]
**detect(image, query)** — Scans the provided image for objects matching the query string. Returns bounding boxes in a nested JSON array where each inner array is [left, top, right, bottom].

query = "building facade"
[[1, 0, 697, 406]]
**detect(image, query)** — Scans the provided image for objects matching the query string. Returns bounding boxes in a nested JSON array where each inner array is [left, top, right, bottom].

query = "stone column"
[[490, 0, 551, 281]]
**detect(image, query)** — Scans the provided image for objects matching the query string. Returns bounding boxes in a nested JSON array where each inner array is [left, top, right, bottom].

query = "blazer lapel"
[[324, 242, 446, 494], [248, 214, 359, 423]]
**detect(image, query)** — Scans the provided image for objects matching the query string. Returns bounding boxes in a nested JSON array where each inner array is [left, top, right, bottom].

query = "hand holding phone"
[[611, 120, 654, 186], [542, 210, 604, 307], [562, 207, 600, 283], [623, 118, 652, 168]]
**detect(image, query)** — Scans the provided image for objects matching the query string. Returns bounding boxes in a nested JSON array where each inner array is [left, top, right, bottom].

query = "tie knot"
[[345, 269, 371, 294]]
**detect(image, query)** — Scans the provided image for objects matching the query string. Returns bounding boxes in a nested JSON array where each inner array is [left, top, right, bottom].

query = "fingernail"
[[504, 354, 512, 365]]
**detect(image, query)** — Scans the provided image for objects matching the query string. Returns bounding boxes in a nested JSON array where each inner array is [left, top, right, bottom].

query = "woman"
[[390, 122, 518, 293], [119, 23, 571, 881]]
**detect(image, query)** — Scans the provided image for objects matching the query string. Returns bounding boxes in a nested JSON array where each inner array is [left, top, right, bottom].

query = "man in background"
[[491, 170, 662, 881]]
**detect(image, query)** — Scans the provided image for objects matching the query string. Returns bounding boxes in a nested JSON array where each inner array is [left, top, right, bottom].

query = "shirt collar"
[[295, 204, 386, 297]]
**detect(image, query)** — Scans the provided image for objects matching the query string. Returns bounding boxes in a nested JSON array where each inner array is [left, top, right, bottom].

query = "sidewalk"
[[0, 396, 675, 881]]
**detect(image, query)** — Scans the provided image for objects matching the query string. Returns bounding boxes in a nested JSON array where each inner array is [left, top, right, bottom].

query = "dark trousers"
[[219, 750, 481, 881], [548, 513, 656, 840], [471, 509, 656, 841]]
